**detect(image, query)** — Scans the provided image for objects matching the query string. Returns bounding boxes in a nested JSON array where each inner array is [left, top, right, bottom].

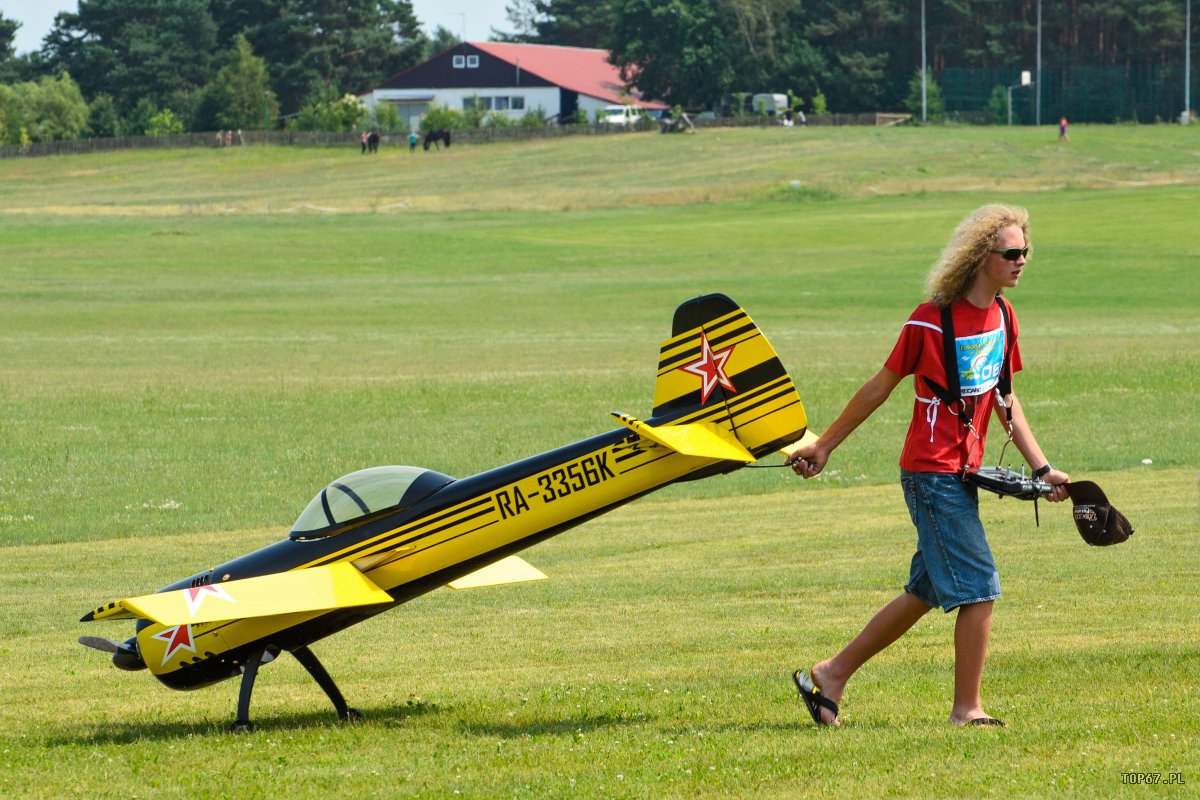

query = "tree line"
[[0, 0, 454, 145], [2, 0, 1195, 146], [500, 0, 1193, 118]]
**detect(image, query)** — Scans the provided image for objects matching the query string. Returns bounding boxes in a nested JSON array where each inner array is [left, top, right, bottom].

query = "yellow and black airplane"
[[79, 294, 809, 730]]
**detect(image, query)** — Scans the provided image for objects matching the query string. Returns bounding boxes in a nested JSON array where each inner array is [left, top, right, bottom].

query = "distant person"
[[236, 129, 244, 146], [409, 130, 418, 152], [360, 130, 368, 154], [225, 130, 233, 147], [1058, 116, 1069, 142], [787, 204, 1070, 728]]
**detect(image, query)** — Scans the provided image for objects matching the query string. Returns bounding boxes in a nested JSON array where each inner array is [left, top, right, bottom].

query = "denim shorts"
[[900, 469, 1001, 613]]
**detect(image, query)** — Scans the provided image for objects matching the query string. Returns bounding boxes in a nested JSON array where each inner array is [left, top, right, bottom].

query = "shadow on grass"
[[46, 698, 905, 745], [46, 699, 445, 745], [457, 712, 646, 739]]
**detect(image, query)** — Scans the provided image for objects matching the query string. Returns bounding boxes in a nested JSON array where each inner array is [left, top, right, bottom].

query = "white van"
[[751, 93, 788, 116], [601, 105, 643, 126]]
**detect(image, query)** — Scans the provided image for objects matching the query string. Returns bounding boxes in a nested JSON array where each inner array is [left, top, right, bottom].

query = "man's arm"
[[787, 367, 904, 478], [995, 393, 1070, 501]]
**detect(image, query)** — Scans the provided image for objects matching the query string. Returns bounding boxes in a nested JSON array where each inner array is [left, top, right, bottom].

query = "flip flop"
[[965, 717, 1006, 727], [792, 669, 839, 726]]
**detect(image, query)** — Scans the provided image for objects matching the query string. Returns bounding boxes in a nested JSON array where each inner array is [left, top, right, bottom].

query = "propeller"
[[78, 635, 146, 671]]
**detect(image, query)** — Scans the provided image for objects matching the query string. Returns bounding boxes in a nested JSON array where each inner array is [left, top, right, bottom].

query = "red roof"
[[470, 42, 666, 109]]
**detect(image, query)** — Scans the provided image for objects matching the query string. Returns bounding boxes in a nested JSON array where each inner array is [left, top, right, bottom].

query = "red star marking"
[[152, 625, 196, 666], [184, 584, 236, 617], [679, 331, 737, 404]]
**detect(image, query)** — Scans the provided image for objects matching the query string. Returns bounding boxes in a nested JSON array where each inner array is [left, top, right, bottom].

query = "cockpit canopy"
[[289, 465, 453, 540]]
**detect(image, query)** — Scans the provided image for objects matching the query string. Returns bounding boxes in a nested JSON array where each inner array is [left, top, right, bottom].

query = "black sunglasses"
[[990, 247, 1029, 261]]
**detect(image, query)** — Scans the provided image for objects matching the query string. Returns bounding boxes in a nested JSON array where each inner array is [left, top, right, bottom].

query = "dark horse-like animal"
[[423, 129, 452, 151]]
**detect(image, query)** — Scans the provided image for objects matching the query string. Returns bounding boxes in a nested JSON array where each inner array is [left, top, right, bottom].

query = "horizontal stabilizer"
[[448, 556, 548, 590], [611, 412, 755, 462], [81, 562, 393, 625], [778, 429, 820, 458]]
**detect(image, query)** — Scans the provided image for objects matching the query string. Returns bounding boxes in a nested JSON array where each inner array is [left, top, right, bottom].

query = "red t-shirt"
[[883, 298, 1022, 473]]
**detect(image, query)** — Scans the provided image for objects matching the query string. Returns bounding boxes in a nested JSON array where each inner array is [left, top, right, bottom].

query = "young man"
[[787, 204, 1070, 727]]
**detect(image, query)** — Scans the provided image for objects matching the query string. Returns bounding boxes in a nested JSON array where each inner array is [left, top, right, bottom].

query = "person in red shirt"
[[787, 204, 1070, 727]]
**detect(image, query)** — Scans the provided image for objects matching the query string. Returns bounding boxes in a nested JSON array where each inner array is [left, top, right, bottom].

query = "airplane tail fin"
[[648, 294, 807, 460]]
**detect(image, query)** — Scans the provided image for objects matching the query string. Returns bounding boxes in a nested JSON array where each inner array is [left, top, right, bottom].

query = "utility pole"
[[1186, 0, 1193, 124], [921, 0, 927, 123], [1036, 0, 1042, 126]]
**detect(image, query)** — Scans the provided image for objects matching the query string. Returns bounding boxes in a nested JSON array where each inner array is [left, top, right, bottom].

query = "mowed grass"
[[1, 123, 1198, 214], [0, 126, 1197, 797]]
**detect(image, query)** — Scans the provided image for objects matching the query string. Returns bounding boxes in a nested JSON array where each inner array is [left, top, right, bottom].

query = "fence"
[[0, 129, 363, 159], [941, 64, 1196, 124], [0, 112, 922, 159]]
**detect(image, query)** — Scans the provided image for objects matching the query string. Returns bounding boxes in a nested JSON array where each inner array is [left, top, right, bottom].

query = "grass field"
[[1, 125, 1197, 797]]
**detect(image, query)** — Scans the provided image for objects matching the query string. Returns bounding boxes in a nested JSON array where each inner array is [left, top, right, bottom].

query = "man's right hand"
[[786, 444, 827, 478]]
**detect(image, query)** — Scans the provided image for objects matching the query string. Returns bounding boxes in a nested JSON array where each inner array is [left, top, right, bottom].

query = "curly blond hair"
[[926, 204, 1031, 306]]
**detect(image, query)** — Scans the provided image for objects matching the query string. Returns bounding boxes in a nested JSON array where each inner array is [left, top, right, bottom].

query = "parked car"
[[600, 105, 642, 126], [751, 93, 788, 116]]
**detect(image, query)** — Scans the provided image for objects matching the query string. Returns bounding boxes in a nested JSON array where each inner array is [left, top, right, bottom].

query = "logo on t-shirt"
[[956, 328, 1005, 397]]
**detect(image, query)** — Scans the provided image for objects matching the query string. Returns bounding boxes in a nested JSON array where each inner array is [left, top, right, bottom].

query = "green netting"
[[941, 64, 1195, 123]]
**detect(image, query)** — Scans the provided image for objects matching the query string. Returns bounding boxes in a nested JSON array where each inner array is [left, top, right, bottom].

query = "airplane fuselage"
[[145, 425, 740, 690]]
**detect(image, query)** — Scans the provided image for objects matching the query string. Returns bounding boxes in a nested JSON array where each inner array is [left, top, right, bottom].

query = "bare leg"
[[810, 591, 933, 724], [949, 600, 995, 725]]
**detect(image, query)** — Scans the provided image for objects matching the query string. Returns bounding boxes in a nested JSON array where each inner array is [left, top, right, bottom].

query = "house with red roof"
[[359, 42, 667, 128]]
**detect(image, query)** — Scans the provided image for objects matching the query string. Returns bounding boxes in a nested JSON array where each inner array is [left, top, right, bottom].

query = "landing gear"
[[292, 645, 360, 722], [231, 645, 360, 732]]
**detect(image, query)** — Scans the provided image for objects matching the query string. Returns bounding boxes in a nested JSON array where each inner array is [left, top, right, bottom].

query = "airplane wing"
[[81, 562, 393, 625], [611, 412, 755, 462], [447, 555, 548, 590]]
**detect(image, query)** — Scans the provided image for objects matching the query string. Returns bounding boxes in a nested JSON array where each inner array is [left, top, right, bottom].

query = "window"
[[494, 96, 510, 111], [466, 55, 479, 68], [462, 97, 476, 110], [289, 466, 453, 540], [511, 96, 525, 111], [452, 55, 465, 68]]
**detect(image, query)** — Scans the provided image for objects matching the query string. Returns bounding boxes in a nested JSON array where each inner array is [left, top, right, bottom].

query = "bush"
[[288, 85, 368, 133], [87, 93, 123, 137], [125, 98, 159, 137], [985, 85, 1009, 125], [145, 108, 185, 135], [419, 105, 463, 132], [461, 95, 487, 129], [904, 70, 944, 123], [371, 102, 407, 133], [0, 71, 89, 144], [519, 107, 548, 128]]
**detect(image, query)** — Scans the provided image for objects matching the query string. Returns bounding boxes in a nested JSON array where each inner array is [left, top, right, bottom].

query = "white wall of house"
[[363, 87, 620, 127], [364, 87, 561, 125], [576, 96, 613, 120]]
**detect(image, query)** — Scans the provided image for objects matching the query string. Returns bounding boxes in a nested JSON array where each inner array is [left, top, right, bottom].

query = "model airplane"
[[79, 294, 809, 730]]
